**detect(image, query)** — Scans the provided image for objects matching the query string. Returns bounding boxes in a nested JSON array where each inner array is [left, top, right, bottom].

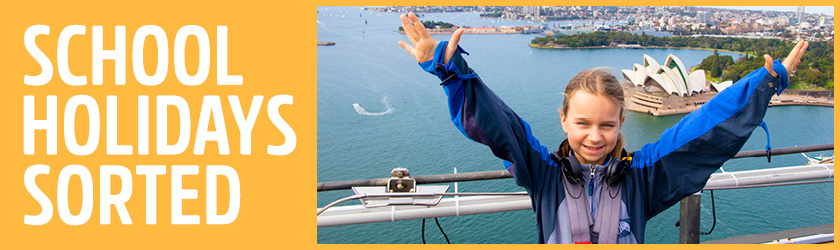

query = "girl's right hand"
[[398, 12, 464, 64], [763, 40, 808, 78]]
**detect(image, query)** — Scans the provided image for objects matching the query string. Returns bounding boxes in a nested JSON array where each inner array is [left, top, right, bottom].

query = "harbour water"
[[317, 6, 834, 244]]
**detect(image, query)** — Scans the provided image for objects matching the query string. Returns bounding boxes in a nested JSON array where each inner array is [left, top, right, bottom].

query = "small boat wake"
[[353, 96, 394, 116]]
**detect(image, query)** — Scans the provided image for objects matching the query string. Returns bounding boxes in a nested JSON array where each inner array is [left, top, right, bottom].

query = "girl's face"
[[560, 91, 624, 165]]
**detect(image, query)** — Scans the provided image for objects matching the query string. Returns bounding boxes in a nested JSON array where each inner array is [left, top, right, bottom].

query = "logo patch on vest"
[[618, 218, 632, 238]]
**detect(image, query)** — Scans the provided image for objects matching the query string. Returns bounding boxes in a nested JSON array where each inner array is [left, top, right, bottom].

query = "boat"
[[802, 153, 833, 165]]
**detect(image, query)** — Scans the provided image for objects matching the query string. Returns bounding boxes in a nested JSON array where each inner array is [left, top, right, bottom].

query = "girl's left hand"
[[763, 40, 808, 78], [397, 12, 464, 64]]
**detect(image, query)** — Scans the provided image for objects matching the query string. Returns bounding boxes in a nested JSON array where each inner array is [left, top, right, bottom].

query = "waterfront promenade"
[[530, 43, 751, 56], [625, 85, 833, 117]]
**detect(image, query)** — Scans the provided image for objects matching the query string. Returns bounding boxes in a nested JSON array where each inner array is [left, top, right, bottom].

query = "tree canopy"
[[398, 21, 455, 31], [531, 31, 834, 89]]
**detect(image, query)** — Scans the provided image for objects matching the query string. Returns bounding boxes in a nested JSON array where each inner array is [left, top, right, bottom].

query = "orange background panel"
[[0, 0, 314, 248], [0, 0, 836, 249]]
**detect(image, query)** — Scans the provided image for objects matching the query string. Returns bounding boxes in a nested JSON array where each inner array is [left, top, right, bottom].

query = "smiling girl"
[[397, 12, 808, 244]]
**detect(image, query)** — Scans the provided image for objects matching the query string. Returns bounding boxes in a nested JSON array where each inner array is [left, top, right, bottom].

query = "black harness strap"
[[562, 168, 623, 244]]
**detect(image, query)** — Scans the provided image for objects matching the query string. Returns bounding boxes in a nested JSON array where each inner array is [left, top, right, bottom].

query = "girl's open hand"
[[764, 40, 808, 78], [398, 12, 464, 64]]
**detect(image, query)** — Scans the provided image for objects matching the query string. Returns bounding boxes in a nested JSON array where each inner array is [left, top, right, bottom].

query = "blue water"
[[317, 6, 834, 244]]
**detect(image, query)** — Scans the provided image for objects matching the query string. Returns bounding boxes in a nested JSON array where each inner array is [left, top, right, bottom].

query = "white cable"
[[819, 164, 833, 178], [390, 206, 396, 222], [720, 167, 739, 187], [729, 173, 740, 187], [454, 167, 460, 216]]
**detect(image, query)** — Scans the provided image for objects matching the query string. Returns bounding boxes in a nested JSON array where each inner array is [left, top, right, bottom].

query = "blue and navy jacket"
[[419, 42, 788, 243]]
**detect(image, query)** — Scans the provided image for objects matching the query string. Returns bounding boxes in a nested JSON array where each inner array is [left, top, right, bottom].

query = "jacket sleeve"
[[419, 42, 558, 193], [629, 60, 788, 219]]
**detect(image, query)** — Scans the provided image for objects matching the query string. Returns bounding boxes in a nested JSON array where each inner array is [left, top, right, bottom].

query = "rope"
[[820, 164, 833, 178], [421, 218, 426, 244], [700, 190, 716, 235], [316, 192, 528, 216], [420, 218, 451, 244], [435, 218, 451, 244], [719, 167, 740, 187], [390, 206, 396, 222], [316, 194, 364, 216], [454, 168, 460, 216]]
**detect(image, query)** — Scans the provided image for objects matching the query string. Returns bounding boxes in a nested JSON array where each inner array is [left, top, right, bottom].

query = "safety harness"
[[553, 141, 629, 244], [561, 171, 623, 244]]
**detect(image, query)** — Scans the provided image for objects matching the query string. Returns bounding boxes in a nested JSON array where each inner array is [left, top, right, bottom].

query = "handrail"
[[317, 144, 834, 191], [731, 143, 833, 159], [317, 163, 833, 227]]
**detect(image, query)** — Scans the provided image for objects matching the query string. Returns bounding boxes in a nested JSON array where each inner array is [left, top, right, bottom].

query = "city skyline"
[[706, 6, 833, 15]]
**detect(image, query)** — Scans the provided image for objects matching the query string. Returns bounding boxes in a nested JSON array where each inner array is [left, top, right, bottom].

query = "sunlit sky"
[[705, 6, 833, 15]]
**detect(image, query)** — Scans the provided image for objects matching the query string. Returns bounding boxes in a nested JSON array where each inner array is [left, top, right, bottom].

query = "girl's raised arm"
[[628, 41, 808, 219], [396, 13, 560, 196]]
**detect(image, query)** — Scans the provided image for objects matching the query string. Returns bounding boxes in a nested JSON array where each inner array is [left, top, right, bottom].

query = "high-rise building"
[[697, 11, 712, 24], [523, 6, 540, 17], [777, 16, 789, 25], [796, 6, 805, 25]]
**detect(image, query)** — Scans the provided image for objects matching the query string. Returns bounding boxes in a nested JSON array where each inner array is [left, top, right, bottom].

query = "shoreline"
[[629, 93, 833, 117], [529, 44, 750, 55], [398, 30, 524, 35], [633, 101, 834, 117]]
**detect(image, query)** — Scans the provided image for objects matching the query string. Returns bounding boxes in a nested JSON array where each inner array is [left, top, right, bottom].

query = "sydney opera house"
[[621, 54, 732, 116]]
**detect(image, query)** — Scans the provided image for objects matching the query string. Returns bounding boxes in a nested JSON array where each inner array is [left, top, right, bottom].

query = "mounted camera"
[[387, 168, 415, 193]]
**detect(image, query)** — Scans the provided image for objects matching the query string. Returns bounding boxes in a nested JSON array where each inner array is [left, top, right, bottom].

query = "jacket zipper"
[[588, 165, 595, 196]]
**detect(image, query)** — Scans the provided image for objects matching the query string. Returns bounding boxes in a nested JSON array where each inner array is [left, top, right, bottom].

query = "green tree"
[[709, 50, 721, 77]]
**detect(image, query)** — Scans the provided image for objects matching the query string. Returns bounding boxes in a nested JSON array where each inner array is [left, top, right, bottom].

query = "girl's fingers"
[[786, 40, 803, 60], [763, 54, 777, 78], [408, 12, 430, 39], [400, 14, 419, 45], [449, 28, 463, 48], [783, 41, 809, 71], [444, 28, 464, 64], [398, 41, 415, 57], [795, 41, 808, 64], [784, 41, 803, 68]]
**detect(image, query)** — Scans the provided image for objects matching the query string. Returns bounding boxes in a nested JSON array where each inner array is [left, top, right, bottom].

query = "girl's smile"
[[561, 90, 624, 165]]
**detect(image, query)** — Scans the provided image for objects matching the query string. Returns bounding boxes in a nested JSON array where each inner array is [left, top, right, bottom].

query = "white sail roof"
[[689, 70, 707, 93], [664, 55, 691, 95], [711, 80, 733, 92], [658, 66, 687, 96], [623, 54, 724, 97]]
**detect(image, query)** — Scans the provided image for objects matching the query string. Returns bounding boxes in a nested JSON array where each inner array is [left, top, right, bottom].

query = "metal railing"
[[317, 144, 834, 192], [317, 144, 834, 243], [677, 163, 834, 243]]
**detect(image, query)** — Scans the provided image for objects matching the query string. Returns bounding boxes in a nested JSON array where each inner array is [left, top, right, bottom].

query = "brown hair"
[[559, 68, 626, 159]]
